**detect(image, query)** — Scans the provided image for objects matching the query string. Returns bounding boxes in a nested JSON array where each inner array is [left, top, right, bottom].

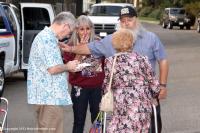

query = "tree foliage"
[[139, 0, 200, 22], [185, 2, 200, 16], [141, 0, 200, 8]]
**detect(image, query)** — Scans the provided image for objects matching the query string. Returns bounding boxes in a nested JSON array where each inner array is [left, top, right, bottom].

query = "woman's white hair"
[[69, 15, 96, 45]]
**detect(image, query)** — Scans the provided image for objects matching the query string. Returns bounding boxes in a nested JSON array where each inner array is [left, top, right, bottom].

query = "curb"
[[139, 19, 160, 24]]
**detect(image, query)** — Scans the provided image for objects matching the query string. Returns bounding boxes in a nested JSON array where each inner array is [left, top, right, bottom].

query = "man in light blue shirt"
[[27, 12, 78, 133], [88, 30, 166, 74], [61, 6, 169, 133]]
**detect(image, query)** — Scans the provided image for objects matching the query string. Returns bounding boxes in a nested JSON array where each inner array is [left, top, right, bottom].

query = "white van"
[[0, 2, 55, 95], [88, 3, 134, 38]]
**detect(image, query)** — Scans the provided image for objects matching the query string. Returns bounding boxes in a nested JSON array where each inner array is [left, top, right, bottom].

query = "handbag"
[[89, 111, 103, 133], [100, 55, 117, 112]]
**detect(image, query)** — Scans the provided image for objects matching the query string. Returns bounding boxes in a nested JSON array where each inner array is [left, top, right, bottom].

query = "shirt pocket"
[[142, 48, 155, 61]]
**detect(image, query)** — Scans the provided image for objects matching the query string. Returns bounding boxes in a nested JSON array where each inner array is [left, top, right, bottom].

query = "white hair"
[[53, 12, 76, 31], [70, 15, 96, 45]]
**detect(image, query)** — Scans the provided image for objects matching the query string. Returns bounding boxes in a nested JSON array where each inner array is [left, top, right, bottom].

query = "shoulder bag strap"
[[108, 55, 117, 91]]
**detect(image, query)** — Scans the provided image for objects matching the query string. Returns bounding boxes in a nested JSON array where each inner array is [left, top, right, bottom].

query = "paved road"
[[3, 23, 200, 133], [147, 23, 200, 133]]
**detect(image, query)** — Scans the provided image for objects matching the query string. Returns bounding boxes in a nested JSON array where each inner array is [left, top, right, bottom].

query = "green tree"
[[185, 1, 200, 16], [172, 0, 200, 7]]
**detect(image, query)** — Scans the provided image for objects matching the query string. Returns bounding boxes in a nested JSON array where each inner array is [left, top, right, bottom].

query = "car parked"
[[162, 8, 192, 30]]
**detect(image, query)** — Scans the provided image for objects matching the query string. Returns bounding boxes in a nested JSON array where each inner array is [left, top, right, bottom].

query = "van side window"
[[0, 12, 7, 32], [23, 8, 50, 30], [12, 6, 21, 28], [3, 6, 17, 34]]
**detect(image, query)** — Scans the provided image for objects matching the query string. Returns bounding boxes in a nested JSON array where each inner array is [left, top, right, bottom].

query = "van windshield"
[[170, 9, 185, 15], [89, 6, 122, 16]]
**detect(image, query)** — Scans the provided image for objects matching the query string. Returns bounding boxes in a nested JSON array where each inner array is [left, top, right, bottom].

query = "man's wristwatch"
[[160, 83, 167, 87]]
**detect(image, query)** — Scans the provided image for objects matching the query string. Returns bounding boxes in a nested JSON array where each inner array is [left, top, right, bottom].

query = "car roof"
[[20, 3, 52, 7], [0, 2, 18, 9], [0, 2, 11, 6], [91, 3, 133, 7], [0, 2, 52, 8]]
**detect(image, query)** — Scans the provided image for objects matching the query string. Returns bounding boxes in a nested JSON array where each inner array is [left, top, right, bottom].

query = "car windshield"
[[170, 9, 185, 15], [89, 6, 122, 16]]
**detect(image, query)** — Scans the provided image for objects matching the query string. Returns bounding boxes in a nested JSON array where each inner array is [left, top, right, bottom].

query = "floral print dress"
[[103, 52, 160, 133], [79, 55, 103, 77]]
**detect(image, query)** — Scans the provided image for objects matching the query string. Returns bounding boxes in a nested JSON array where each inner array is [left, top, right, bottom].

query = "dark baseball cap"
[[119, 6, 137, 19]]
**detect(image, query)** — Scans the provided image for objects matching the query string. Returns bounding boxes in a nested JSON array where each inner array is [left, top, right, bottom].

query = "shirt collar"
[[137, 27, 144, 39], [44, 26, 58, 43]]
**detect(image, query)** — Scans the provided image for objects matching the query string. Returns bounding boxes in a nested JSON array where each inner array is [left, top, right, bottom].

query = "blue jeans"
[[71, 86, 102, 133]]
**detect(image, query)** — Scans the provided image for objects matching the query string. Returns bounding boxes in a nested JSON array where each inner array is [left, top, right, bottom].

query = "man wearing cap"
[[60, 6, 168, 133]]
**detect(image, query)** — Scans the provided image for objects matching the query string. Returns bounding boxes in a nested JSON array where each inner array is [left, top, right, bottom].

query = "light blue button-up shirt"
[[27, 27, 72, 105], [88, 29, 167, 73]]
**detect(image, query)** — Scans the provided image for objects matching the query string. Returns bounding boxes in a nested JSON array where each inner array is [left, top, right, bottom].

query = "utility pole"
[[62, 0, 64, 11], [133, 0, 137, 7], [133, 0, 143, 8], [76, 0, 83, 16]]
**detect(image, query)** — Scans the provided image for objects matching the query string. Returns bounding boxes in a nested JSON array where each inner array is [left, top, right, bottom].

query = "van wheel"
[[197, 24, 200, 33], [24, 70, 27, 80], [162, 22, 167, 28], [167, 22, 173, 29], [0, 66, 5, 97], [180, 26, 184, 29], [186, 26, 190, 30]]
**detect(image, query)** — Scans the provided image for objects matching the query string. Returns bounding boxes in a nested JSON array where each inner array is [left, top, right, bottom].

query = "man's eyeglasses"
[[65, 23, 73, 38], [66, 23, 72, 33]]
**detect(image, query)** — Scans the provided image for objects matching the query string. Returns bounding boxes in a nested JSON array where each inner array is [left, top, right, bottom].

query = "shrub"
[[138, 6, 153, 17], [185, 2, 200, 25], [160, 0, 174, 8], [148, 8, 162, 20], [185, 2, 200, 17]]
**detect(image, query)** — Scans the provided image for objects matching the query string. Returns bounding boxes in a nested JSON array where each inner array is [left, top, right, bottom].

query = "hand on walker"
[[158, 87, 167, 99]]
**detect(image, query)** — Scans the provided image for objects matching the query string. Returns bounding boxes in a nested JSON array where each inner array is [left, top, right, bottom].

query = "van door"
[[0, 3, 20, 74], [20, 3, 55, 70]]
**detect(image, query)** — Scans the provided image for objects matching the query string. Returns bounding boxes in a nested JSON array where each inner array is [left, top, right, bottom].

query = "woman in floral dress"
[[103, 29, 160, 133]]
